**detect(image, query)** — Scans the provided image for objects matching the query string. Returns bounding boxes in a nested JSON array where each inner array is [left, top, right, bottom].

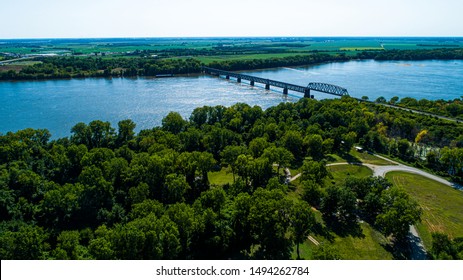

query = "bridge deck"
[[203, 66, 348, 97]]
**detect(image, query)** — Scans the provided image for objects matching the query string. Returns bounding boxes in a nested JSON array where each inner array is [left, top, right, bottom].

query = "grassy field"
[[194, 52, 311, 63], [327, 164, 373, 185], [2, 37, 461, 59], [326, 149, 395, 166], [385, 171, 463, 249], [350, 150, 396, 165], [208, 167, 234, 185], [293, 216, 393, 260]]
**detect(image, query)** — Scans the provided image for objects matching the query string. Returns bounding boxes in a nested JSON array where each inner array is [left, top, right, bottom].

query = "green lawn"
[[325, 149, 394, 166], [327, 164, 373, 186], [350, 150, 396, 165], [208, 167, 234, 185], [293, 222, 393, 260], [386, 171, 463, 249]]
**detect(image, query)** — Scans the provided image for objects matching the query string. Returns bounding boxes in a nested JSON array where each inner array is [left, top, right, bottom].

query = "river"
[[1, 60, 462, 138]]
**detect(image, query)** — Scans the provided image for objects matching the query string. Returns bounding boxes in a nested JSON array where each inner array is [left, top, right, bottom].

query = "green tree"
[[305, 134, 324, 160], [53, 230, 81, 260], [320, 185, 357, 228], [301, 159, 330, 185], [220, 145, 248, 182], [431, 233, 458, 260], [291, 200, 316, 259], [40, 183, 84, 230], [376, 96, 387, 103], [248, 188, 293, 259], [128, 182, 150, 205], [390, 96, 400, 105], [301, 180, 324, 207], [249, 137, 270, 158], [162, 174, 190, 204], [165, 203, 197, 258], [262, 146, 294, 175], [88, 120, 115, 148], [281, 130, 304, 161], [116, 119, 136, 146], [397, 139, 412, 160], [162, 112, 188, 134], [0, 222, 49, 259], [376, 187, 422, 242], [312, 243, 341, 260]]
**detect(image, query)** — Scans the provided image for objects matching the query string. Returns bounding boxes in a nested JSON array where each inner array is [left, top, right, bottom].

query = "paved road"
[[290, 154, 462, 259], [327, 154, 462, 191], [325, 154, 463, 260], [408, 225, 427, 260]]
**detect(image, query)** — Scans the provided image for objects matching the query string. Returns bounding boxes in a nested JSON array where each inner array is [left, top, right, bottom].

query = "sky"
[[2, 0, 462, 38]]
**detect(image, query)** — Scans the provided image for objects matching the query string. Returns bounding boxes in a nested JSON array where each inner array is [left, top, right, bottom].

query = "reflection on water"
[[1, 60, 462, 138]]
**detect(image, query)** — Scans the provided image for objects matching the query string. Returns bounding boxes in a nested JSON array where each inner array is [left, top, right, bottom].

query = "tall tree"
[[376, 187, 422, 242], [291, 200, 316, 259]]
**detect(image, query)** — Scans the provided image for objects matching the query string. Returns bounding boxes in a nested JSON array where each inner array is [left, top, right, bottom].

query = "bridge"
[[202, 66, 349, 98]]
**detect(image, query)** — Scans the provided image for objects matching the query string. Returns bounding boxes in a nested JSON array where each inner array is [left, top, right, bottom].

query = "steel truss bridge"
[[203, 67, 349, 98]]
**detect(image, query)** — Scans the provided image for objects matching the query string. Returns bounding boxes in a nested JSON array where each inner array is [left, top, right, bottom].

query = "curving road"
[[325, 154, 463, 260], [289, 153, 461, 259], [327, 154, 462, 191]]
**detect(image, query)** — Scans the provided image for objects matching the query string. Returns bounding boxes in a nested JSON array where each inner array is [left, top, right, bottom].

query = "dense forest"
[[1, 97, 462, 259], [1, 48, 462, 80], [392, 97, 463, 120]]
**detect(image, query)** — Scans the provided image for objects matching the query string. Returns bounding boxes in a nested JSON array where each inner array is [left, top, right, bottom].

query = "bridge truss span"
[[308, 82, 349, 96], [202, 67, 349, 98]]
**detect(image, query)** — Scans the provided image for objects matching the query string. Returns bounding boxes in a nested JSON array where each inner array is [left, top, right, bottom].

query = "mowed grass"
[[208, 167, 234, 185], [294, 221, 393, 260], [293, 164, 394, 259], [386, 171, 463, 249], [330, 223, 393, 260], [326, 149, 394, 166], [327, 164, 373, 185], [350, 150, 396, 165]]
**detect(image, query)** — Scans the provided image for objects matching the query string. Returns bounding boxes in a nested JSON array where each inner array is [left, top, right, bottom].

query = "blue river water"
[[0, 60, 462, 138]]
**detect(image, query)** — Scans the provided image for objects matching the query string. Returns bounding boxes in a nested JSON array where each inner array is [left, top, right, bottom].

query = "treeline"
[[0, 53, 347, 80], [395, 97, 463, 120], [373, 48, 463, 60], [0, 57, 202, 80], [207, 53, 349, 71], [1, 48, 463, 80], [1, 97, 463, 259]]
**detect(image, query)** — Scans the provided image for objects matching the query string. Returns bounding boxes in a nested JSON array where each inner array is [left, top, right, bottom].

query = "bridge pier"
[[304, 88, 311, 98], [202, 67, 349, 98]]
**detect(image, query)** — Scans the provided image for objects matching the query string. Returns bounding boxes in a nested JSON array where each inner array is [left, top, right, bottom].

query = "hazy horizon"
[[2, 0, 462, 39], [2, 36, 463, 42]]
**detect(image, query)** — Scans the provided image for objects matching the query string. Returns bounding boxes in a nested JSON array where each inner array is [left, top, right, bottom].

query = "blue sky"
[[2, 0, 462, 38]]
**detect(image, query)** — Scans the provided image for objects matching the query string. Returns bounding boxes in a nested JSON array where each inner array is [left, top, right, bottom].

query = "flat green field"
[[386, 171, 463, 249], [351, 150, 396, 165], [195, 52, 311, 63], [294, 221, 393, 260], [326, 149, 395, 166], [3, 37, 461, 59], [327, 164, 373, 185], [208, 167, 234, 185]]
